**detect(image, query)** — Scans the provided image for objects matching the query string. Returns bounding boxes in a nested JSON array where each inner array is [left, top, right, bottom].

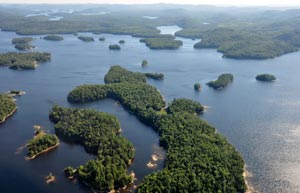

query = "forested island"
[[12, 37, 33, 45], [43, 34, 64, 41], [14, 43, 35, 51], [194, 82, 201, 91], [12, 37, 35, 51], [141, 59, 148, 67], [140, 37, 183, 49], [207, 73, 234, 89], [67, 65, 246, 192], [49, 106, 134, 192], [26, 128, 59, 159], [0, 94, 17, 124], [144, 72, 164, 80], [78, 36, 94, 42], [256, 74, 276, 82], [109, 44, 121, 50], [119, 40, 125, 44], [0, 52, 51, 70]]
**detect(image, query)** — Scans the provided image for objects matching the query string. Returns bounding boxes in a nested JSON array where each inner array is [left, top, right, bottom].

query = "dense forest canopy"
[[166, 98, 204, 114], [67, 65, 246, 192], [49, 106, 134, 192]]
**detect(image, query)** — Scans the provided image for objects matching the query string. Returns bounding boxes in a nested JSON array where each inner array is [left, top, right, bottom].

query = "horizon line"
[[0, 2, 300, 7]]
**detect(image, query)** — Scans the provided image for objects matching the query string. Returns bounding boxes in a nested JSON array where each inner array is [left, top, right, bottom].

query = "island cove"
[[2, 5, 300, 59], [66, 65, 246, 192], [49, 106, 134, 192]]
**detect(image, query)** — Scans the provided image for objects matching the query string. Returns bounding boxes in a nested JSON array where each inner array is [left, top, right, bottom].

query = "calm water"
[[0, 26, 300, 193]]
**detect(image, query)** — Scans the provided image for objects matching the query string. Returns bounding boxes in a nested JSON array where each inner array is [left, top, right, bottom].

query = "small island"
[[141, 59, 148, 67], [26, 127, 59, 160], [14, 43, 35, 51], [43, 34, 64, 41], [0, 94, 17, 124], [9, 61, 37, 70], [144, 72, 164, 80], [0, 52, 51, 70], [12, 37, 35, 51], [119, 40, 125, 44], [109, 44, 121, 50], [140, 37, 183, 49], [12, 37, 33, 45], [256, 74, 276, 82], [45, 172, 56, 184], [78, 36, 94, 42], [206, 73, 234, 89], [7, 90, 26, 96], [99, 37, 105, 41], [194, 82, 201, 91], [167, 98, 204, 114]]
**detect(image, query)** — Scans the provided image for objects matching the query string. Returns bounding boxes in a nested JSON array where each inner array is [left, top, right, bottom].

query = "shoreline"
[[26, 142, 59, 160], [80, 173, 135, 193], [243, 165, 258, 193], [0, 107, 17, 124]]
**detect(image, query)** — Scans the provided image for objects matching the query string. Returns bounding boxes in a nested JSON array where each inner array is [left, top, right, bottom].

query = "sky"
[[0, 0, 300, 6]]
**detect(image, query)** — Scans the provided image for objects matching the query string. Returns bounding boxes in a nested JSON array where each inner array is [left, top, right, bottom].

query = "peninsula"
[[0, 94, 17, 124], [67, 65, 246, 193]]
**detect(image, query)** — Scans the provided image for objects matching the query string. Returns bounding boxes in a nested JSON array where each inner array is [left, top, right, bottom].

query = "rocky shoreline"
[[0, 107, 17, 124], [26, 142, 59, 160], [244, 165, 259, 193]]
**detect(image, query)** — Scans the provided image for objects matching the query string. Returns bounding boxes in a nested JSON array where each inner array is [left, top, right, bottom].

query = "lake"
[[0, 26, 300, 193]]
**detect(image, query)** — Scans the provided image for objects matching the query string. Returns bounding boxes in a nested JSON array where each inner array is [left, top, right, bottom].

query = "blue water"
[[0, 26, 300, 193]]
